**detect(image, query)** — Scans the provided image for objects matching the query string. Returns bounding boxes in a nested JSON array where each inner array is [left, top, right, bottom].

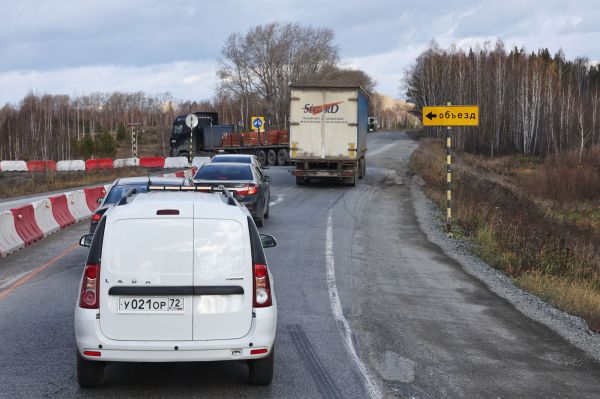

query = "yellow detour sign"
[[251, 116, 265, 132], [422, 105, 479, 126]]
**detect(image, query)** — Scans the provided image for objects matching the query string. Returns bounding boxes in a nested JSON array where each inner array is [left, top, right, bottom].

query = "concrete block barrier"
[[32, 199, 60, 236], [49, 195, 75, 229], [27, 160, 57, 172], [11, 204, 44, 246], [56, 160, 85, 171], [139, 157, 165, 168], [191, 157, 210, 168], [113, 158, 139, 168], [84, 186, 106, 212], [0, 160, 28, 172], [85, 158, 113, 170], [164, 156, 189, 169], [0, 211, 25, 257], [66, 190, 92, 221]]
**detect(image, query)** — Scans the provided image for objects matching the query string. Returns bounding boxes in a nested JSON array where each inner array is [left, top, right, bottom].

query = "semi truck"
[[289, 85, 368, 186], [169, 112, 235, 158], [169, 112, 290, 165]]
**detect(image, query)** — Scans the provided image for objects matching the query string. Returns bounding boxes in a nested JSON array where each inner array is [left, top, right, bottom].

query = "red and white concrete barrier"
[[32, 199, 61, 237], [57, 160, 86, 171], [0, 211, 25, 257], [0, 160, 28, 171]]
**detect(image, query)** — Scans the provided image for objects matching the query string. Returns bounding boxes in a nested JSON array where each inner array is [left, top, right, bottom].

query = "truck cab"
[[169, 112, 223, 157]]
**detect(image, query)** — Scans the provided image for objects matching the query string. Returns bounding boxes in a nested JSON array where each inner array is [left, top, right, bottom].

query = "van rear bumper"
[[75, 306, 277, 362]]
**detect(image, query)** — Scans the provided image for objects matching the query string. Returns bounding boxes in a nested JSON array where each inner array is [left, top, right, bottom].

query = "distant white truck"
[[289, 85, 368, 186]]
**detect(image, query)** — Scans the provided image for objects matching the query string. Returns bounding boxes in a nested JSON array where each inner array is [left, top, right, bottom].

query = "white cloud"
[[0, 61, 217, 105]]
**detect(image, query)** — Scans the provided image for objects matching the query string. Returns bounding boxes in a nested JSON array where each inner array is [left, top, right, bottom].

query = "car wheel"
[[267, 150, 277, 166], [264, 200, 270, 219], [248, 347, 274, 386], [256, 150, 267, 166], [254, 211, 264, 227], [276, 149, 288, 166], [76, 351, 104, 388]]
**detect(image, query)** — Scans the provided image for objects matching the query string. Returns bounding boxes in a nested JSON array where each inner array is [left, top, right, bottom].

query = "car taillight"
[[79, 263, 100, 309], [91, 213, 101, 222], [238, 185, 257, 196], [253, 263, 272, 307]]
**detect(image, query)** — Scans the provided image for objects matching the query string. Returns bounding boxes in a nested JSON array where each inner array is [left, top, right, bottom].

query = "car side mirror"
[[264, 175, 272, 183], [96, 197, 104, 204], [79, 234, 94, 248], [260, 234, 277, 248]]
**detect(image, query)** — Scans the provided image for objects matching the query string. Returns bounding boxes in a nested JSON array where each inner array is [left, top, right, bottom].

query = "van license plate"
[[118, 297, 184, 313]]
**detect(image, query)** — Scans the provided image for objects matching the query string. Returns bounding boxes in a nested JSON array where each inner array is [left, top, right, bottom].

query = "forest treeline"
[[405, 41, 600, 157], [0, 22, 413, 161]]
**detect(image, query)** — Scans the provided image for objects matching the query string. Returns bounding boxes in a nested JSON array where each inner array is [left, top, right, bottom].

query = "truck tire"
[[276, 149, 288, 166], [267, 149, 277, 166], [248, 347, 275, 386], [295, 176, 306, 185], [77, 351, 104, 388], [256, 150, 267, 166], [359, 158, 366, 179]]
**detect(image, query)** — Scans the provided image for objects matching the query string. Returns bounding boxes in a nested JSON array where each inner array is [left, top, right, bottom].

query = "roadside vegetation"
[[0, 168, 145, 198], [410, 139, 600, 332]]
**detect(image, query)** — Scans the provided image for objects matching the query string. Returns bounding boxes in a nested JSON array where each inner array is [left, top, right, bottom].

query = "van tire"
[[248, 347, 274, 386], [77, 351, 104, 388]]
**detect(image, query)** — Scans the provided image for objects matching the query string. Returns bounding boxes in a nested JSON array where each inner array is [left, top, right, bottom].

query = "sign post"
[[185, 114, 199, 163], [127, 122, 141, 159], [421, 104, 479, 234]]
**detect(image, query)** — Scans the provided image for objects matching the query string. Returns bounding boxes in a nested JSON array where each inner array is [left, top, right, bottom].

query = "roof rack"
[[147, 185, 237, 206]]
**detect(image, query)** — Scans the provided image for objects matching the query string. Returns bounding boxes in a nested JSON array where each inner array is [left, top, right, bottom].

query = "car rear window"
[[212, 156, 251, 164], [194, 165, 253, 180]]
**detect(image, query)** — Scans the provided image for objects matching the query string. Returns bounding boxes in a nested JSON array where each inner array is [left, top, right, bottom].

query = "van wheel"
[[267, 150, 277, 166], [77, 351, 104, 388], [248, 347, 274, 386], [276, 149, 288, 166]]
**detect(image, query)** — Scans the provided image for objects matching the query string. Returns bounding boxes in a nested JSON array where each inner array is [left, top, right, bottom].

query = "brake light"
[[91, 213, 101, 222], [250, 348, 268, 355], [238, 185, 257, 196], [83, 351, 101, 357], [253, 263, 272, 307], [79, 263, 100, 309]]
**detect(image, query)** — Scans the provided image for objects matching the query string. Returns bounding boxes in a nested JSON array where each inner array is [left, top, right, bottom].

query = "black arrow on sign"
[[426, 111, 437, 120]]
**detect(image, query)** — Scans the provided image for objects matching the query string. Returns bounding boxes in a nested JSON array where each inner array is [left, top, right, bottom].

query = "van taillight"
[[91, 213, 101, 222], [253, 263, 272, 307], [79, 263, 100, 309]]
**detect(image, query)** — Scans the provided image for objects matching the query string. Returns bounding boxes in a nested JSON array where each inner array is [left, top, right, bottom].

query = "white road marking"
[[326, 211, 382, 399], [0, 271, 30, 289], [269, 194, 284, 207], [368, 141, 399, 157]]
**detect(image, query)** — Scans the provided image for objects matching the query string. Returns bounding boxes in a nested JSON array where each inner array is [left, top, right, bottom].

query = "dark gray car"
[[90, 176, 189, 233], [192, 162, 271, 227]]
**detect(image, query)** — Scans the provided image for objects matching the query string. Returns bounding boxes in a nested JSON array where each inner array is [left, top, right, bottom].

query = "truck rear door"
[[192, 212, 253, 340], [290, 88, 358, 160], [99, 204, 194, 341]]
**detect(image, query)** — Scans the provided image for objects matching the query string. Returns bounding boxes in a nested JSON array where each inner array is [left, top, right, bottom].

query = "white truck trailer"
[[289, 85, 368, 186]]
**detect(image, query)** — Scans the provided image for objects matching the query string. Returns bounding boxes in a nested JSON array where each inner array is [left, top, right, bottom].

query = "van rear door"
[[192, 214, 253, 340], [99, 204, 194, 341]]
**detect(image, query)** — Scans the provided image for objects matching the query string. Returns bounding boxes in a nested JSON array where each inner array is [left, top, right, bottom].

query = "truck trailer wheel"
[[267, 150, 277, 166], [295, 176, 307, 185], [256, 150, 267, 166], [276, 149, 288, 166]]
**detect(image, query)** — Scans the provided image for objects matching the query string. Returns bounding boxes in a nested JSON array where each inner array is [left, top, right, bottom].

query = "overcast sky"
[[1, 0, 599, 105]]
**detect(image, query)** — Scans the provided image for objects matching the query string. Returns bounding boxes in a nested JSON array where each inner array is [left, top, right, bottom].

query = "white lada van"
[[75, 188, 277, 387]]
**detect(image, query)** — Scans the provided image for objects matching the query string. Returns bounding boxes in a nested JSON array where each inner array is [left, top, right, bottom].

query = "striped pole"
[[446, 101, 452, 234]]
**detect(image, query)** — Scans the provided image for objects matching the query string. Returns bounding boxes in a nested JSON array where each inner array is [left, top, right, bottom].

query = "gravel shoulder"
[[410, 175, 600, 362]]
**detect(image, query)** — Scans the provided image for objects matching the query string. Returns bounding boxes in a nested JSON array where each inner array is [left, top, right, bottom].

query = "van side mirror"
[[264, 175, 272, 183], [260, 234, 277, 248], [79, 234, 94, 247]]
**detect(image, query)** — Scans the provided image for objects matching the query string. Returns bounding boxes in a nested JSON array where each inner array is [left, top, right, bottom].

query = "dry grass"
[[410, 139, 600, 332], [0, 168, 146, 198]]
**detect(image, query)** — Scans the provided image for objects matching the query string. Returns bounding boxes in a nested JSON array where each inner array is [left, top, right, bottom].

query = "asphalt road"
[[1, 132, 599, 398]]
